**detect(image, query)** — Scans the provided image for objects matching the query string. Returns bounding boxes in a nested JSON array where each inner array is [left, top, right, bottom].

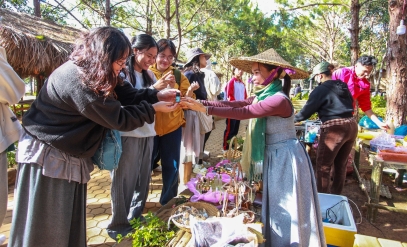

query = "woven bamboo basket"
[[223, 136, 242, 162], [170, 202, 219, 232]]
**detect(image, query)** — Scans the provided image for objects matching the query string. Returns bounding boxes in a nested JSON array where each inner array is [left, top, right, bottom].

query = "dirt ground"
[[339, 150, 407, 242]]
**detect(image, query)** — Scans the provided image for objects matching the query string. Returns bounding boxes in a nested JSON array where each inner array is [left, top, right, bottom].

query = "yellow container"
[[319, 193, 357, 247]]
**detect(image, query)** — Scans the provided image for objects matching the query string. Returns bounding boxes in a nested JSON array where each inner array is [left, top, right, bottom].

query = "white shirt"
[[233, 80, 246, 101], [120, 70, 157, 138], [201, 68, 221, 101]]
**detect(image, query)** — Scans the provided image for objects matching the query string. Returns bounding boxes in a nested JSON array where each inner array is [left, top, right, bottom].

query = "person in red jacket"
[[223, 67, 247, 150]]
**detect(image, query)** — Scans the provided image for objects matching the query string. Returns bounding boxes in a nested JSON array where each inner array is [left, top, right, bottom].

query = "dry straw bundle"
[[0, 8, 82, 79], [223, 136, 243, 162], [169, 202, 219, 232]]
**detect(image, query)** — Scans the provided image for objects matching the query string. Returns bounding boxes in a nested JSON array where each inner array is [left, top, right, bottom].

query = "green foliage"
[[6, 142, 18, 169], [308, 112, 319, 120], [359, 0, 389, 63], [371, 95, 386, 108], [117, 212, 175, 247], [194, 0, 283, 74], [2, 0, 68, 25], [357, 96, 386, 120], [40, 4, 68, 25], [2, 0, 31, 12], [227, 135, 244, 145]]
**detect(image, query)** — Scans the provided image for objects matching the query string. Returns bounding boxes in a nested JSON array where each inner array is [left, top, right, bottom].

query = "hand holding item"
[[180, 97, 206, 113], [163, 70, 176, 88], [152, 101, 179, 112], [157, 88, 179, 102], [378, 121, 389, 130], [186, 81, 199, 97], [189, 81, 200, 91], [154, 71, 176, 90]]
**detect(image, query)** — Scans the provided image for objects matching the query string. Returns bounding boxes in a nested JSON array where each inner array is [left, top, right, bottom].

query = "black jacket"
[[294, 80, 354, 123], [23, 60, 158, 158], [184, 70, 207, 100]]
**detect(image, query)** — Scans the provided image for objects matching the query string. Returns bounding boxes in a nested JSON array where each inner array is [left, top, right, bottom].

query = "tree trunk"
[[175, 0, 182, 58], [386, 0, 407, 126], [105, 0, 111, 26], [146, 0, 153, 35], [349, 0, 360, 65], [33, 0, 41, 17], [36, 75, 45, 95], [165, 0, 171, 39]]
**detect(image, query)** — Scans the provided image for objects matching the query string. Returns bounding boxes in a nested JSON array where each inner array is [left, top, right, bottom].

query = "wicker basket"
[[223, 136, 242, 162], [170, 202, 219, 232]]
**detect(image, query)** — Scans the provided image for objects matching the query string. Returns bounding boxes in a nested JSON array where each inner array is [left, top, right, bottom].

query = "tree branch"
[[112, 0, 130, 8], [284, 3, 349, 11], [181, 0, 207, 31], [50, 0, 89, 29], [80, 0, 104, 17], [151, 0, 165, 20]]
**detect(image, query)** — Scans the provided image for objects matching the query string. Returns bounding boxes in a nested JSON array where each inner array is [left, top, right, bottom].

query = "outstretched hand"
[[180, 97, 206, 112], [377, 121, 389, 130], [157, 88, 179, 102], [152, 101, 179, 113], [189, 81, 200, 91]]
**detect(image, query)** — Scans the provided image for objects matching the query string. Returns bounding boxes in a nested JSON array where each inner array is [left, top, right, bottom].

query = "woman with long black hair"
[[184, 49, 326, 247], [183, 48, 212, 167], [107, 34, 176, 240], [9, 27, 178, 247]]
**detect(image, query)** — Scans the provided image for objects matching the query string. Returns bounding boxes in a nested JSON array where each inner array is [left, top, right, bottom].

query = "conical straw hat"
[[229, 48, 309, 79]]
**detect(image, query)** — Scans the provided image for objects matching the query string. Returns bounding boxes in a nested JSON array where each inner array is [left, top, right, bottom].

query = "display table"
[[366, 155, 407, 222], [353, 138, 371, 178], [354, 137, 406, 186]]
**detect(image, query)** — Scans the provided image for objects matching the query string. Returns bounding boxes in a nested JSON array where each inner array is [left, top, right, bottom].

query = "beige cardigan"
[[0, 47, 25, 152]]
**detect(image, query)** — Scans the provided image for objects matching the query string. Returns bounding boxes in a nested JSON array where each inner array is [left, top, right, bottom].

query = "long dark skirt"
[[9, 163, 87, 247], [261, 139, 326, 247]]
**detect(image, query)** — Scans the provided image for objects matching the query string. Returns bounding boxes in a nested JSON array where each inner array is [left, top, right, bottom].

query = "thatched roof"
[[0, 8, 83, 78]]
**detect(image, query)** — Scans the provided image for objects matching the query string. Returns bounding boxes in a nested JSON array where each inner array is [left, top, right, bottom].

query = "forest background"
[[1, 0, 407, 125]]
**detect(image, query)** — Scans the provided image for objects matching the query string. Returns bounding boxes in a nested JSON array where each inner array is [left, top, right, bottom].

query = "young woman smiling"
[[9, 27, 178, 247], [149, 39, 198, 205], [184, 49, 326, 247], [107, 34, 176, 240]]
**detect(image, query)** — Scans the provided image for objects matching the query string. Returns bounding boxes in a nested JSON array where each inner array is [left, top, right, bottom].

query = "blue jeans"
[[151, 127, 182, 205]]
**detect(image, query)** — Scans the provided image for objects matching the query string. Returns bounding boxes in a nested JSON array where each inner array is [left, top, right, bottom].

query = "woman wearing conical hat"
[[184, 48, 326, 247]]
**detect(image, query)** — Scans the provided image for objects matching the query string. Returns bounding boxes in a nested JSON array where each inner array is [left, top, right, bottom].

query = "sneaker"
[[0, 235, 6, 245]]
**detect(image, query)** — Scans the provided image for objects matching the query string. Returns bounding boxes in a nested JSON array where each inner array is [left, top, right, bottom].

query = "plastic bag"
[[358, 115, 383, 129], [187, 175, 235, 204], [395, 125, 407, 136], [190, 214, 258, 247], [369, 133, 395, 152]]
